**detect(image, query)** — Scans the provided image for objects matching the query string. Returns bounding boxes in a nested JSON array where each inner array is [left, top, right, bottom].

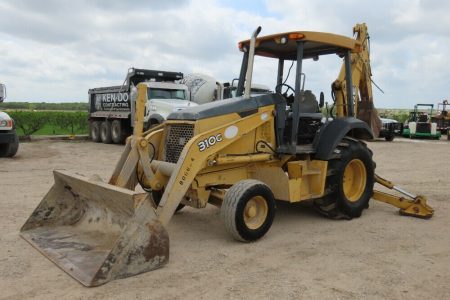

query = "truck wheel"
[[100, 121, 112, 144], [90, 121, 101, 143], [221, 180, 275, 242], [111, 120, 126, 144], [0, 130, 19, 157], [314, 138, 374, 219], [384, 134, 394, 142]]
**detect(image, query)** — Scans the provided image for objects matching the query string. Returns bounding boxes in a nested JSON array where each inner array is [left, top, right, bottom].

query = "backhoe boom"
[[333, 23, 382, 137]]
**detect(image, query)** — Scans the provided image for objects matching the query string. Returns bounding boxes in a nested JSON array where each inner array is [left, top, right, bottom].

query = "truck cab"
[[144, 81, 196, 128]]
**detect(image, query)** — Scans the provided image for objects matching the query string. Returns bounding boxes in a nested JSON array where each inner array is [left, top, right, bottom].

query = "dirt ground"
[[0, 138, 449, 299]]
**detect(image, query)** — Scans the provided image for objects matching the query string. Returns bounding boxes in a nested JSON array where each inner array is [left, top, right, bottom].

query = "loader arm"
[[332, 23, 382, 137], [109, 84, 162, 189], [372, 174, 434, 218]]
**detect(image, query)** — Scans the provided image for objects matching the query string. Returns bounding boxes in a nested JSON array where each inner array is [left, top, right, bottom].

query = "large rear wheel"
[[314, 137, 374, 219], [221, 180, 275, 242]]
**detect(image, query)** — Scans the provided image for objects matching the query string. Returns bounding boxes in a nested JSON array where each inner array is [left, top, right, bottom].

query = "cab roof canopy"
[[239, 31, 361, 60]]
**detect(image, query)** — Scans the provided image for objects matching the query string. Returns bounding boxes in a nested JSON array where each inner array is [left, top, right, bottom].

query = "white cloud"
[[0, 0, 449, 107]]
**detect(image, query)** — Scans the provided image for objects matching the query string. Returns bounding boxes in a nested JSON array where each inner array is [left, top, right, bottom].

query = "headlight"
[[0, 119, 12, 127], [150, 104, 157, 111]]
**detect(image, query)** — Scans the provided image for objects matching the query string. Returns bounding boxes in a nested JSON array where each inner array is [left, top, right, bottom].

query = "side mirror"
[[319, 91, 324, 108], [0, 84, 5, 103]]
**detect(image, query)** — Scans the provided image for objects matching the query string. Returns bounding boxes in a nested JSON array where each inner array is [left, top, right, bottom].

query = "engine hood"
[[149, 99, 198, 108], [149, 99, 198, 110], [0, 111, 12, 121]]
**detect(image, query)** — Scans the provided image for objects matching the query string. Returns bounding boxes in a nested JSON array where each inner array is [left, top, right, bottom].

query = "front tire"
[[100, 121, 112, 144], [221, 180, 275, 242], [314, 138, 375, 219], [0, 130, 19, 157]]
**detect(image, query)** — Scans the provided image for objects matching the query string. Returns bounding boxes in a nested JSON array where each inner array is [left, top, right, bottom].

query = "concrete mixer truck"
[[182, 73, 271, 104]]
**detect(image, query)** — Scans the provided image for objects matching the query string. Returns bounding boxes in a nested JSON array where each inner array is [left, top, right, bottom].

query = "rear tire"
[[314, 138, 374, 219], [100, 121, 112, 144], [221, 180, 275, 242], [90, 121, 101, 143], [111, 120, 126, 144], [0, 130, 19, 157]]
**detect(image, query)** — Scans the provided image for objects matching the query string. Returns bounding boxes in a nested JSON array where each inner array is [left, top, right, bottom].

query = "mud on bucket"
[[20, 170, 169, 287]]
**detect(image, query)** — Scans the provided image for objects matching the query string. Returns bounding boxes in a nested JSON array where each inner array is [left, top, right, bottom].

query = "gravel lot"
[[0, 138, 449, 299]]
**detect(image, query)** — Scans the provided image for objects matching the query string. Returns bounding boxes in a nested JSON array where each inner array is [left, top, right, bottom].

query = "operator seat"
[[418, 113, 429, 123], [285, 90, 323, 144], [298, 90, 322, 118]]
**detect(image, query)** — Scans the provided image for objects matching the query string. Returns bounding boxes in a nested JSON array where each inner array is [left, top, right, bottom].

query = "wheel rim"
[[343, 159, 367, 202], [243, 196, 268, 230]]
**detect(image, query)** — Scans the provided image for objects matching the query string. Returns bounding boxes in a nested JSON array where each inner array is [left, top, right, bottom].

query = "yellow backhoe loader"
[[21, 24, 434, 287]]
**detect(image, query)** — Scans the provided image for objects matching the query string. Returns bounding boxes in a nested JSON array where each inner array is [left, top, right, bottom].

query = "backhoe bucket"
[[20, 170, 169, 287]]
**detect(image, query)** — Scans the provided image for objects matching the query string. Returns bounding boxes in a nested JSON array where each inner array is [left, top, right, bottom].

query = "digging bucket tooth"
[[20, 170, 169, 287]]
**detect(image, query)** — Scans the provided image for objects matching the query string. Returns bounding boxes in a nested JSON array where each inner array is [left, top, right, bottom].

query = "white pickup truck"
[[0, 84, 19, 157]]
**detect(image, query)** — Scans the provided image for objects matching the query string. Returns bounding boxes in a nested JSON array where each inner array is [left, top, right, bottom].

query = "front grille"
[[164, 124, 195, 163], [416, 123, 430, 133]]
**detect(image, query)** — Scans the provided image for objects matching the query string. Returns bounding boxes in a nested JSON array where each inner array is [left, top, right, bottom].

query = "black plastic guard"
[[313, 117, 374, 160]]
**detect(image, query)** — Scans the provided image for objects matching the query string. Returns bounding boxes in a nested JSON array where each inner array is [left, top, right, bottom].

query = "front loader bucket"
[[20, 170, 169, 287]]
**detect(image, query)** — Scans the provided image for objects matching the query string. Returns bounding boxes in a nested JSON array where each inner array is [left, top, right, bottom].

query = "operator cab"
[[236, 30, 361, 153]]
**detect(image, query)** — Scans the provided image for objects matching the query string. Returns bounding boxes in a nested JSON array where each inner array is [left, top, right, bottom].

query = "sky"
[[0, 0, 449, 108]]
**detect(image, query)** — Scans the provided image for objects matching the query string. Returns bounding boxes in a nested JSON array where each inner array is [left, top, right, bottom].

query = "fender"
[[313, 117, 373, 160]]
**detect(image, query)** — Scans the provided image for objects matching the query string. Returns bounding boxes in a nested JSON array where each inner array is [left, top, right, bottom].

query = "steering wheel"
[[275, 83, 295, 95], [275, 83, 295, 105]]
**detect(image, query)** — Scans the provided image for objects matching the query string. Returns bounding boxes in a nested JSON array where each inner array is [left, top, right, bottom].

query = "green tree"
[[51, 111, 88, 134], [8, 111, 49, 136]]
